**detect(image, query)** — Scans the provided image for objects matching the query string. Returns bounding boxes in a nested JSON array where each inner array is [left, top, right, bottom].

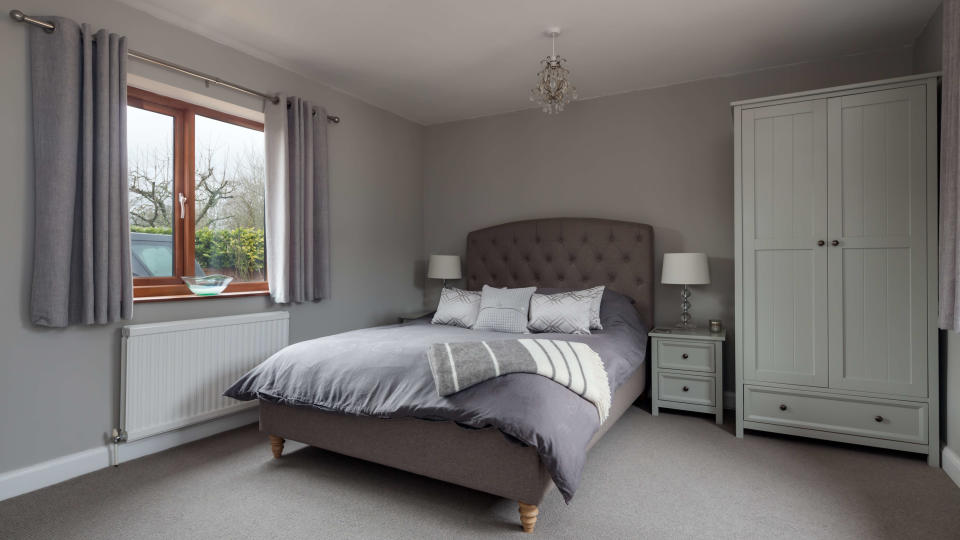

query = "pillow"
[[581, 285, 605, 329], [473, 285, 536, 333], [536, 285, 605, 329], [431, 287, 481, 328], [598, 289, 646, 334], [528, 289, 594, 334]]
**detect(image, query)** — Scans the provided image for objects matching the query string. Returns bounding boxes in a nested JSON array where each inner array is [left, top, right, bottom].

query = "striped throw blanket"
[[427, 339, 611, 422]]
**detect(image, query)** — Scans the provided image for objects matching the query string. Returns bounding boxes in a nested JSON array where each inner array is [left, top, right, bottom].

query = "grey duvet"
[[224, 290, 647, 502]]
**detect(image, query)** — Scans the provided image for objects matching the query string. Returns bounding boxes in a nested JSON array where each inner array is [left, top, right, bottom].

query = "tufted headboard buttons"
[[465, 218, 654, 327]]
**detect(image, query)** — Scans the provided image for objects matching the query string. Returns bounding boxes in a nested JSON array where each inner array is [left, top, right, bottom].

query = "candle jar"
[[709, 319, 722, 333]]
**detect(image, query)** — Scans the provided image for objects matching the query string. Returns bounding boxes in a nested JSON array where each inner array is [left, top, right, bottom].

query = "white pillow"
[[431, 288, 481, 328], [528, 289, 595, 334], [473, 285, 536, 333]]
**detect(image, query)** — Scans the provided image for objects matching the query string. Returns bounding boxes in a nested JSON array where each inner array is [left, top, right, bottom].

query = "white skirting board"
[[0, 446, 110, 503], [0, 409, 258, 502], [943, 446, 960, 490]]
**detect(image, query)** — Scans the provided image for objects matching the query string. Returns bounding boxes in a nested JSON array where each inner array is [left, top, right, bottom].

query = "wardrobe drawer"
[[656, 340, 714, 373], [658, 373, 715, 406], [743, 386, 927, 444]]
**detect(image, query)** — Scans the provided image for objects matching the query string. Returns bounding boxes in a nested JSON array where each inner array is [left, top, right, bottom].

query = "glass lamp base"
[[676, 285, 696, 329]]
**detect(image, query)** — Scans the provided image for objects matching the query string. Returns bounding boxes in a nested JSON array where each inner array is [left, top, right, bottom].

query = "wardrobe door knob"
[[817, 240, 825, 246], [779, 404, 787, 411], [681, 353, 689, 359], [875, 415, 884, 423], [831, 240, 840, 246], [682, 386, 689, 392]]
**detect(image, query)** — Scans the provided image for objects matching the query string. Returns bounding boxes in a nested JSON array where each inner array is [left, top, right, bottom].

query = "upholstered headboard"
[[465, 218, 654, 327]]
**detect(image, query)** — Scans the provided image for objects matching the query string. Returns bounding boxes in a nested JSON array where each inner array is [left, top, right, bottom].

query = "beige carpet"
[[1, 406, 958, 539]]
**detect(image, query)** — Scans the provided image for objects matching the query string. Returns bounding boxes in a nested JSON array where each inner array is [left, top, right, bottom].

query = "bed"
[[227, 217, 654, 533]]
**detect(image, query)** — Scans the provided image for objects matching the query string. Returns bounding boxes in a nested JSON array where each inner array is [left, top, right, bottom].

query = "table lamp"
[[661, 253, 710, 329], [427, 254, 462, 289]]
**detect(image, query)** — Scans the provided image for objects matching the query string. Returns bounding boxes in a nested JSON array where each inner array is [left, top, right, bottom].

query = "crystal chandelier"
[[529, 29, 577, 114]]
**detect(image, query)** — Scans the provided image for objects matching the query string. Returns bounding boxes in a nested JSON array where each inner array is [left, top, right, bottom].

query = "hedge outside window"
[[127, 87, 268, 299]]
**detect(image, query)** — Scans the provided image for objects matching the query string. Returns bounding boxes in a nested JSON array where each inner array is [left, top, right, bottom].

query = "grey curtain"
[[263, 95, 331, 304], [942, 1, 960, 331], [29, 18, 132, 327]]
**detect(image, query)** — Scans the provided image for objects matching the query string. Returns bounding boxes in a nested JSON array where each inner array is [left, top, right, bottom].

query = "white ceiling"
[[116, 0, 940, 125]]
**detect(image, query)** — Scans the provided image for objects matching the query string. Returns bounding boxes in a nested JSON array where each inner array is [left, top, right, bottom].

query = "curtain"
[[264, 95, 331, 304], [942, 1, 960, 331], [29, 18, 132, 327]]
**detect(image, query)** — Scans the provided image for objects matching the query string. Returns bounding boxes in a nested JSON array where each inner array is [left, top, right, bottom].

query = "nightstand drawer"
[[743, 386, 927, 444], [658, 373, 716, 406], [656, 340, 714, 373]]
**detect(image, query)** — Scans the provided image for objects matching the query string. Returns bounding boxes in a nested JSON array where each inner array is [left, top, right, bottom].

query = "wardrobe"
[[733, 74, 940, 466]]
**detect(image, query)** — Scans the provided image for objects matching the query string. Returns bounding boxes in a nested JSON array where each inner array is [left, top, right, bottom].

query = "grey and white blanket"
[[428, 339, 611, 422]]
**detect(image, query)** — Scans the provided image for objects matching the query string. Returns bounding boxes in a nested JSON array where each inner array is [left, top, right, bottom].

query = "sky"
[[126, 106, 264, 188]]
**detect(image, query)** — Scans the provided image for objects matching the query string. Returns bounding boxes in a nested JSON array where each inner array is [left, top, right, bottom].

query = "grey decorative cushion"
[[473, 285, 537, 333], [528, 288, 597, 334], [431, 288, 481, 328], [580, 286, 605, 330]]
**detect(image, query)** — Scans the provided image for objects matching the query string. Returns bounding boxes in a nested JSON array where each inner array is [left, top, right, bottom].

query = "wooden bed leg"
[[518, 502, 539, 533], [268, 435, 284, 459]]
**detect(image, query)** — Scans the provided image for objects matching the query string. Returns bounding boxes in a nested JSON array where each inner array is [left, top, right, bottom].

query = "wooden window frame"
[[128, 87, 269, 301]]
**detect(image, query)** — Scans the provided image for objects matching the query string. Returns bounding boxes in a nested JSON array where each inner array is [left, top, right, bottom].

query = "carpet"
[[1, 406, 958, 539]]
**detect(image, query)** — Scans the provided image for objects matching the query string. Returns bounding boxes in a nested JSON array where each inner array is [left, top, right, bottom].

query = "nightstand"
[[398, 310, 434, 323], [649, 327, 726, 424]]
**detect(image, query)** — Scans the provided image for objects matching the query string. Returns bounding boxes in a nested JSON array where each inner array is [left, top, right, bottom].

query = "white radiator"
[[119, 311, 289, 443]]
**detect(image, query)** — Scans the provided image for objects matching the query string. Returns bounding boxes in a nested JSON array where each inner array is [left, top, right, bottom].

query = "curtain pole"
[[9, 9, 341, 124]]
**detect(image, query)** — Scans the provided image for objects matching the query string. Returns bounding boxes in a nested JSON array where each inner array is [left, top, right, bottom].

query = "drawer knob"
[[874, 415, 884, 423], [831, 240, 840, 246], [682, 386, 689, 392], [779, 404, 787, 411], [681, 353, 689, 359]]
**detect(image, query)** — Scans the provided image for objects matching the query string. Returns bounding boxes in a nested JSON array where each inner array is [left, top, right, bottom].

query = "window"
[[126, 87, 268, 300]]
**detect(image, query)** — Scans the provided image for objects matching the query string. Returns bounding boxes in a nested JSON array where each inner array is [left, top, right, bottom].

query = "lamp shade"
[[427, 254, 462, 280], [661, 253, 710, 285]]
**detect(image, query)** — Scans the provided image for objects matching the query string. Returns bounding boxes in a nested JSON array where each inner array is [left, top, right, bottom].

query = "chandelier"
[[529, 29, 577, 114]]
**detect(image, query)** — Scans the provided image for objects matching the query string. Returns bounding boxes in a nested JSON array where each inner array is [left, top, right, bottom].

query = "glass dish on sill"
[[182, 274, 233, 296]]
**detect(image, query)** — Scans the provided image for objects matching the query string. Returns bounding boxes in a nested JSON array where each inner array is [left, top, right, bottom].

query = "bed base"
[[260, 367, 645, 533], [268, 432, 542, 532]]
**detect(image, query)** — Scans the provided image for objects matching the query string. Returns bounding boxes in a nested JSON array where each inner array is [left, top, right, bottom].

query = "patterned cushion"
[[528, 289, 596, 334], [431, 287, 481, 328], [533, 286, 605, 329], [473, 285, 536, 333], [581, 286, 605, 329]]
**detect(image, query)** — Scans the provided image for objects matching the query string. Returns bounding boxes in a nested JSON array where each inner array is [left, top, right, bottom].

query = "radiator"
[[119, 311, 289, 443]]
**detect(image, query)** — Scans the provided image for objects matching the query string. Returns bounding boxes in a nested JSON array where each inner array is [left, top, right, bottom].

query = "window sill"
[[134, 290, 270, 303]]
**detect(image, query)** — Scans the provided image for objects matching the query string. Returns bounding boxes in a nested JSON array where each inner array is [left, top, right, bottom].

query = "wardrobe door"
[[742, 100, 829, 387], [827, 86, 927, 397]]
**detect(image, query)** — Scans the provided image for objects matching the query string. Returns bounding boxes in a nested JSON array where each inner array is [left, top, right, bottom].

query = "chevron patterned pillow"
[[528, 288, 597, 334], [431, 287, 481, 328]]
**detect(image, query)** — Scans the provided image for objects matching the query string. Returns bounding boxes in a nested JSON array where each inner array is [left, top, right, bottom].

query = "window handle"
[[178, 193, 187, 220]]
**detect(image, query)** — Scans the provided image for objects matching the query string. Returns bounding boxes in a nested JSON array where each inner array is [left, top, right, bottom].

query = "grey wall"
[[915, 4, 943, 74], [911, 3, 959, 455], [423, 47, 915, 391], [0, 0, 424, 474]]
